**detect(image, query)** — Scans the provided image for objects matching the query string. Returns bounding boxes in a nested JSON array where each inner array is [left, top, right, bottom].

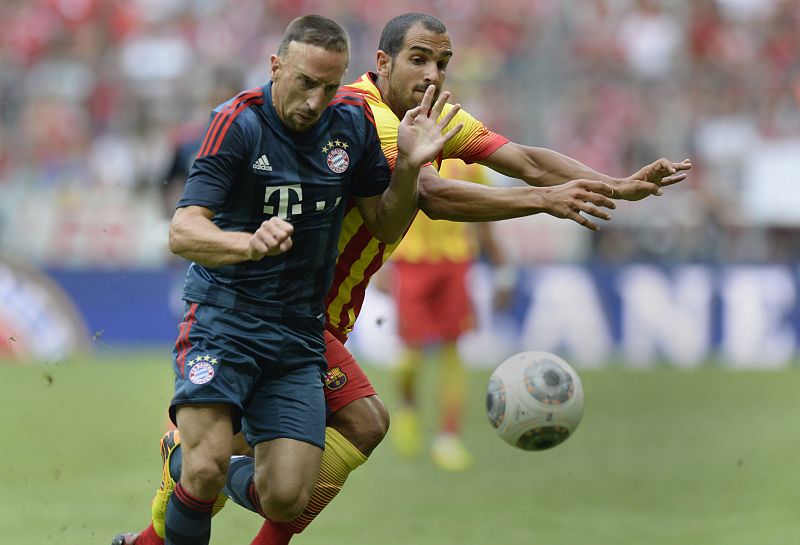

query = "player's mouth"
[[294, 111, 316, 124]]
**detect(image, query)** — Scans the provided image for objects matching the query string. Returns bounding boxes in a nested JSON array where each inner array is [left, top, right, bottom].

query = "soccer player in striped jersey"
[[113, 14, 462, 545], [114, 12, 691, 545]]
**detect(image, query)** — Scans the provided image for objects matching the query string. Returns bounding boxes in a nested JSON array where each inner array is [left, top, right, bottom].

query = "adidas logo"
[[252, 154, 273, 172]]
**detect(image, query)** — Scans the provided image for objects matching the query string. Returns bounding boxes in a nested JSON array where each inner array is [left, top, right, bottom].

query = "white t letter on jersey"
[[264, 184, 303, 219]]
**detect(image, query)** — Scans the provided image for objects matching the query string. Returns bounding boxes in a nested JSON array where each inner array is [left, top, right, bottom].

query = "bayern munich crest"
[[322, 140, 350, 174], [187, 354, 218, 385]]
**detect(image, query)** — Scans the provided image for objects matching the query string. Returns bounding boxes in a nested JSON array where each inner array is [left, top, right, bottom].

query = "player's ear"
[[270, 54, 281, 80], [376, 50, 391, 77]]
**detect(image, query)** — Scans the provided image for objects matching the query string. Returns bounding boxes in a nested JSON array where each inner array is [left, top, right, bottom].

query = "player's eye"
[[325, 84, 340, 94], [438, 60, 449, 71], [411, 57, 425, 65], [299, 76, 316, 89]]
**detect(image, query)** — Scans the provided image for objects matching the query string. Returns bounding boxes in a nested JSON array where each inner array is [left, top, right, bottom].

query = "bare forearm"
[[371, 157, 420, 242], [486, 143, 619, 187], [169, 212, 252, 268], [530, 148, 618, 186], [419, 176, 548, 222]]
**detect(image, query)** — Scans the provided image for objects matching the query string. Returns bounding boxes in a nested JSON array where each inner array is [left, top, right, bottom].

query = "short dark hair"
[[378, 13, 447, 58], [277, 15, 350, 57]]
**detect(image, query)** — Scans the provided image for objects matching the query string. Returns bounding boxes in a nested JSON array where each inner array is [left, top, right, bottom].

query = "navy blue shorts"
[[169, 303, 327, 449]]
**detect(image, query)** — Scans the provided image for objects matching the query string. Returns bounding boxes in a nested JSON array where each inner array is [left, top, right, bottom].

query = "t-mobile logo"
[[263, 184, 303, 219]]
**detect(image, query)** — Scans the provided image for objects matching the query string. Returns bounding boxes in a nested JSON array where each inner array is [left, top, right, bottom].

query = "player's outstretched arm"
[[169, 206, 293, 267], [479, 142, 691, 199], [357, 85, 463, 243], [418, 167, 616, 230]]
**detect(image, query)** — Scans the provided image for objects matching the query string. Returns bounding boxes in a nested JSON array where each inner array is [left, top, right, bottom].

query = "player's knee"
[[330, 396, 390, 456], [181, 454, 229, 497], [256, 482, 309, 522], [358, 400, 390, 451]]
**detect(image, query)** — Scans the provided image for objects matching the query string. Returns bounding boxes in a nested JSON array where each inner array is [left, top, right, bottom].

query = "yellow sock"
[[439, 343, 467, 434], [284, 427, 367, 534], [396, 347, 423, 405]]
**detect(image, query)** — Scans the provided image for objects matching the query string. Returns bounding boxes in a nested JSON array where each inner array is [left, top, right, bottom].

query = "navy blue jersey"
[[177, 84, 391, 320]]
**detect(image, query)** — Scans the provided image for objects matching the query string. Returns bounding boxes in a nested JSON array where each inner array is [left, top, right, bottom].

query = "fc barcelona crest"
[[323, 366, 348, 390], [322, 140, 350, 174]]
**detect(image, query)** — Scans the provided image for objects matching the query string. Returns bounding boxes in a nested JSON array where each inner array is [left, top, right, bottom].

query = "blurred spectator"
[[618, 0, 683, 82], [0, 0, 798, 267]]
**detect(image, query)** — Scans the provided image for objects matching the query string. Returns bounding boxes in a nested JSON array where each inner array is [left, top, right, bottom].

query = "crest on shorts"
[[187, 354, 218, 385], [322, 140, 350, 174], [323, 366, 348, 390]]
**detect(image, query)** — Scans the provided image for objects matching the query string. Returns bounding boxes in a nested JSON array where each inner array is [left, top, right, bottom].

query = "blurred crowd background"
[[1, 0, 799, 269]]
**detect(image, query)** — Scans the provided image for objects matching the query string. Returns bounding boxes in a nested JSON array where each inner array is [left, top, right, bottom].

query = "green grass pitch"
[[1, 351, 799, 545]]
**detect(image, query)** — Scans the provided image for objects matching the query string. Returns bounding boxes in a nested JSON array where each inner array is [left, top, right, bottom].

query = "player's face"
[[271, 41, 348, 132], [379, 24, 452, 118]]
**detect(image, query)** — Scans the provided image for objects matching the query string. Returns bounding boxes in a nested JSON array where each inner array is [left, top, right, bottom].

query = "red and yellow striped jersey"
[[324, 72, 509, 341], [392, 160, 490, 264]]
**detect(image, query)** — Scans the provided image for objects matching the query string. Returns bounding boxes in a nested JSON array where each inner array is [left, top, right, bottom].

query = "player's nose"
[[306, 87, 327, 114], [422, 63, 440, 87]]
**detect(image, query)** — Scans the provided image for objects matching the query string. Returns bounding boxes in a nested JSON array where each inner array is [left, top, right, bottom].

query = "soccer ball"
[[486, 351, 584, 451]]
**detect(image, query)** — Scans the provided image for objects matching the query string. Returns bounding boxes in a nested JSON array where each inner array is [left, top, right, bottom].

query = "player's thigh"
[[175, 404, 235, 450], [253, 437, 323, 501]]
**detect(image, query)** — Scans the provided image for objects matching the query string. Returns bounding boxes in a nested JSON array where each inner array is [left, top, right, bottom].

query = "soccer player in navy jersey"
[[120, 14, 462, 545]]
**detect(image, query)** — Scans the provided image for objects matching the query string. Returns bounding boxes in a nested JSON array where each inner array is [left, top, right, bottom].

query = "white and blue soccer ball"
[[486, 351, 584, 451]]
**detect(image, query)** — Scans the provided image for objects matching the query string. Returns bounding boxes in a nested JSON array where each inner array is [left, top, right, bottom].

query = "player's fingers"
[[631, 180, 663, 195], [440, 122, 464, 142], [659, 158, 676, 174], [437, 103, 461, 130], [580, 203, 612, 221], [660, 172, 687, 186], [584, 191, 616, 210], [277, 237, 293, 253], [255, 229, 280, 249], [570, 212, 598, 231], [248, 237, 269, 259], [576, 180, 615, 198], [430, 89, 451, 120], [672, 160, 692, 171], [261, 219, 292, 242], [403, 104, 424, 122], [268, 216, 294, 235], [419, 85, 436, 115]]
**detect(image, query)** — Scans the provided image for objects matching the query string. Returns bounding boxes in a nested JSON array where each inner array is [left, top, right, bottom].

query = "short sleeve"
[[441, 107, 509, 164], [177, 112, 250, 212]]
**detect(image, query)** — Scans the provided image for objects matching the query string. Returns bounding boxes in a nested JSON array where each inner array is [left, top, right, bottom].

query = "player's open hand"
[[396, 85, 464, 169], [248, 216, 294, 259], [541, 179, 616, 231], [613, 158, 692, 201]]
